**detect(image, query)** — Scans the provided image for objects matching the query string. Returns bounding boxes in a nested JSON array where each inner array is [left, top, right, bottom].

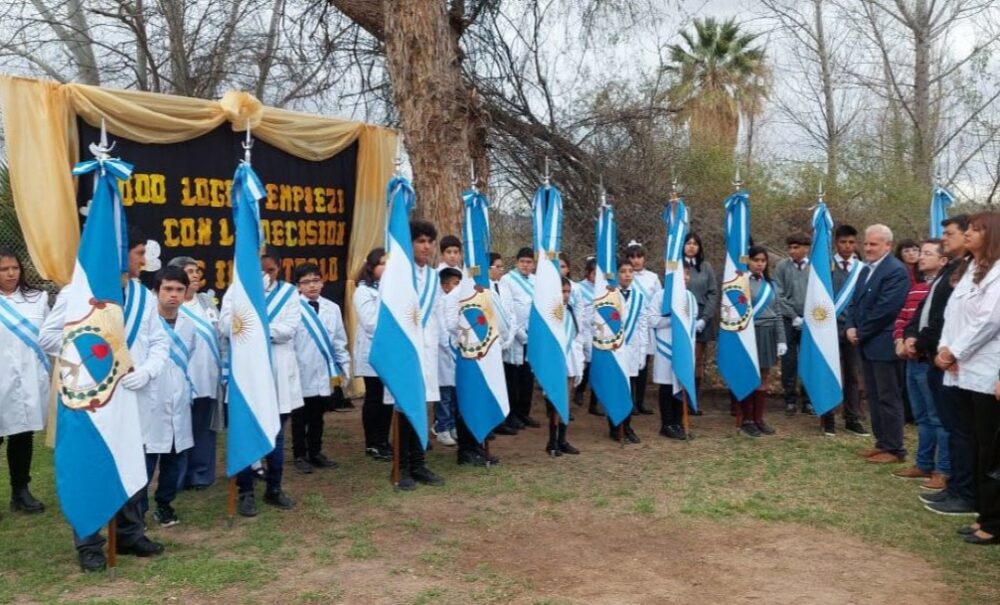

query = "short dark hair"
[[921, 238, 944, 256], [785, 232, 812, 246], [617, 258, 633, 270], [584, 256, 597, 273], [560, 276, 571, 287], [516, 247, 533, 260], [293, 262, 321, 284], [410, 220, 437, 242], [154, 265, 189, 290], [834, 224, 858, 239], [942, 214, 969, 231], [262, 245, 282, 263], [439, 267, 463, 283], [127, 225, 148, 250], [488, 252, 503, 266], [440, 235, 461, 253]]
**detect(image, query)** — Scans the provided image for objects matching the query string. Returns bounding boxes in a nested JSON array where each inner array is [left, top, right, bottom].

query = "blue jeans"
[[141, 448, 188, 516], [435, 386, 457, 433], [182, 397, 218, 488], [909, 362, 950, 474], [237, 413, 287, 495]]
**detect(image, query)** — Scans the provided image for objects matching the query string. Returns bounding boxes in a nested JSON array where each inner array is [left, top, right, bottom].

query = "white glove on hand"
[[573, 374, 583, 388], [695, 319, 706, 333], [777, 343, 788, 357], [792, 317, 804, 329], [121, 368, 150, 390]]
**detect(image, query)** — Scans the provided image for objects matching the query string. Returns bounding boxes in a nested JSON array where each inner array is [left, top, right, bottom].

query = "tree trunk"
[[815, 0, 839, 203], [911, 0, 933, 188]]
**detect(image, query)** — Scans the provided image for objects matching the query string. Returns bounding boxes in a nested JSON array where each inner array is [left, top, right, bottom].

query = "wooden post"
[[107, 517, 118, 577], [682, 391, 691, 441], [390, 409, 401, 486], [734, 393, 743, 430], [226, 476, 237, 526]]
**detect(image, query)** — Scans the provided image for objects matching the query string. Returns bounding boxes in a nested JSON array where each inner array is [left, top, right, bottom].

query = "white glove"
[[573, 374, 583, 388], [777, 343, 788, 357], [121, 367, 151, 390], [695, 319, 706, 333], [792, 317, 804, 329]]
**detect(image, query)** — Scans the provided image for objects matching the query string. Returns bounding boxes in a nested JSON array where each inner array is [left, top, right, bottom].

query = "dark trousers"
[[237, 413, 288, 495], [396, 412, 426, 475], [659, 385, 683, 428], [781, 320, 810, 406], [504, 357, 535, 420], [928, 369, 976, 504], [75, 490, 146, 554], [455, 410, 479, 457], [633, 363, 649, 410], [947, 386, 983, 508], [291, 395, 327, 459], [141, 448, 187, 516], [1, 431, 34, 490], [839, 341, 864, 422], [183, 397, 217, 488], [861, 358, 906, 458], [362, 377, 392, 449], [968, 389, 1000, 535]]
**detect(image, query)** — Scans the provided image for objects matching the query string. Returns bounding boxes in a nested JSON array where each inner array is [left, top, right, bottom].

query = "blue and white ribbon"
[[751, 279, 774, 319], [662, 200, 689, 314], [179, 305, 221, 370], [266, 281, 296, 323], [73, 157, 133, 274], [160, 317, 195, 397], [508, 270, 534, 297], [123, 280, 148, 349], [0, 295, 51, 371], [418, 265, 438, 328], [299, 300, 340, 379], [623, 289, 644, 344], [834, 261, 862, 316]]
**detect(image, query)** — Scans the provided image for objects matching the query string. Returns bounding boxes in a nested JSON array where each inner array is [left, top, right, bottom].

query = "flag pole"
[[729, 165, 744, 431], [390, 408, 401, 487], [107, 517, 118, 578], [226, 477, 237, 526], [815, 177, 826, 433]]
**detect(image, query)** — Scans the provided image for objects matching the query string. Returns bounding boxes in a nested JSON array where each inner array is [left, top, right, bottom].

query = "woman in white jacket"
[[935, 211, 1000, 546], [353, 248, 392, 461], [0, 249, 49, 514]]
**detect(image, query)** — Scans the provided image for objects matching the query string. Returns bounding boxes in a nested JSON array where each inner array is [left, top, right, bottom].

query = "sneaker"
[[293, 457, 314, 474], [435, 430, 457, 447], [263, 490, 295, 510], [919, 490, 950, 504], [449, 428, 458, 441], [116, 536, 165, 557], [238, 492, 258, 517], [396, 475, 418, 491], [923, 497, 977, 517], [784, 403, 797, 416], [802, 403, 816, 416], [411, 466, 445, 486], [153, 504, 180, 527], [308, 453, 339, 469], [845, 420, 871, 436], [892, 466, 931, 480], [739, 422, 762, 438]]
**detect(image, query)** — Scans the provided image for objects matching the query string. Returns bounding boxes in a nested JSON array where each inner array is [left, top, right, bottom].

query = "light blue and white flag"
[[527, 184, 569, 421], [716, 192, 761, 401], [588, 203, 632, 426], [225, 162, 281, 476], [665, 201, 698, 411], [55, 154, 146, 538], [455, 189, 510, 442], [799, 202, 843, 415], [929, 186, 955, 238], [369, 176, 428, 448]]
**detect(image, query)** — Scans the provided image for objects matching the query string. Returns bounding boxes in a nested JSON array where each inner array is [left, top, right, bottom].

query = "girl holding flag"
[[743, 245, 787, 437]]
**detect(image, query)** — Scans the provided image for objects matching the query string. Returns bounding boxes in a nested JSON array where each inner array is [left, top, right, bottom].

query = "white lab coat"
[[565, 304, 586, 380], [618, 287, 649, 377], [437, 287, 462, 388], [352, 282, 379, 377], [220, 280, 303, 414], [181, 295, 221, 400], [489, 280, 518, 353], [142, 314, 196, 454], [0, 289, 50, 436], [632, 268, 662, 356], [573, 280, 595, 363], [499, 270, 534, 365], [294, 295, 351, 398], [939, 260, 1000, 394]]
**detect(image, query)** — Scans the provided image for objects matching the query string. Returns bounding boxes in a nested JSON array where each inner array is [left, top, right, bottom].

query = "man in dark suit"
[[846, 224, 911, 464]]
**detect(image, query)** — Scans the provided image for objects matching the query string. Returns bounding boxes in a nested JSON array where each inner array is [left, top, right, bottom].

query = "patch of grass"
[[632, 495, 655, 516], [410, 587, 447, 605]]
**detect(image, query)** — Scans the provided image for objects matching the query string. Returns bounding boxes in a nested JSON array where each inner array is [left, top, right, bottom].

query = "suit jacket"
[[846, 254, 910, 362]]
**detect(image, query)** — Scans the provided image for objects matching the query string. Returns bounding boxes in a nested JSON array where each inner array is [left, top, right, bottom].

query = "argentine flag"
[[929, 186, 955, 238], [225, 162, 281, 476], [588, 203, 632, 426], [716, 191, 761, 401], [665, 201, 698, 410], [799, 202, 843, 415], [369, 176, 428, 448], [527, 184, 569, 421], [455, 189, 510, 442], [55, 155, 146, 538]]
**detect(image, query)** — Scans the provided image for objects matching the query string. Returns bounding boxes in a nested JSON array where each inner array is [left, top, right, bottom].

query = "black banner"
[[76, 119, 357, 305]]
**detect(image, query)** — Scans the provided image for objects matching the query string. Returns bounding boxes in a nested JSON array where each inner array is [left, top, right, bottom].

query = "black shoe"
[[396, 475, 418, 491], [845, 420, 871, 436], [558, 441, 580, 455], [755, 422, 776, 435], [10, 488, 44, 514], [923, 497, 977, 517], [365, 447, 392, 461], [964, 533, 1000, 545], [919, 490, 951, 504], [546, 441, 563, 457], [263, 490, 295, 510], [506, 416, 525, 430], [457, 451, 489, 467], [493, 423, 518, 436], [238, 492, 258, 517], [784, 403, 797, 416], [293, 457, 313, 474], [411, 466, 445, 486], [690, 407, 704, 416], [253, 466, 266, 481], [308, 453, 339, 469], [660, 425, 686, 440], [739, 422, 762, 438], [116, 536, 164, 557], [153, 504, 180, 527], [624, 426, 641, 444], [802, 403, 816, 416], [79, 549, 107, 573], [521, 415, 541, 428]]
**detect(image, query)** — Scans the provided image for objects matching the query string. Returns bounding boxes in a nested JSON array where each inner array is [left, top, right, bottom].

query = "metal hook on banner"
[[470, 160, 478, 193], [732, 165, 743, 192], [543, 156, 551, 187], [242, 120, 254, 165]]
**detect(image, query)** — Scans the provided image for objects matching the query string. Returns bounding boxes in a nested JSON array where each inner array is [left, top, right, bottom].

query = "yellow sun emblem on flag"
[[549, 300, 565, 322], [230, 306, 256, 343], [811, 303, 833, 323], [407, 304, 421, 328]]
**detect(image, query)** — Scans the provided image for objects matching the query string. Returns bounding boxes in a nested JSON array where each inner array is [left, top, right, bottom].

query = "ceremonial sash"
[[418, 266, 437, 328], [0, 295, 51, 371], [179, 305, 221, 369], [563, 305, 578, 355], [266, 281, 296, 322], [632, 272, 652, 301], [160, 317, 195, 396], [623, 289, 644, 344], [576, 280, 595, 304], [299, 299, 339, 379], [124, 279, 148, 349], [507, 271, 534, 297], [751, 279, 774, 319], [834, 261, 862, 316], [490, 290, 510, 333], [655, 334, 673, 360]]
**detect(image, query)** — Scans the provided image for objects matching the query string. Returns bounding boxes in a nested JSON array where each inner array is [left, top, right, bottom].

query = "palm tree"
[[664, 17, 768, 154]]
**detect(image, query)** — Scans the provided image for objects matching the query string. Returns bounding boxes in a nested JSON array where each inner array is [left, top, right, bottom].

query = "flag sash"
[[179, 305, 221, 368], [123, 280, 147, 349], [266, 282, 296, 323], [0, 296, 51, 371], [834, 261, 862, 316], [508, 270, 534, 297], [299, 300, 339, 379], [751, 279, 774, 319]]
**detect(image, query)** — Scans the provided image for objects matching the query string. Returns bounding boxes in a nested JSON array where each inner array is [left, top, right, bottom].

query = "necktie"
[[309, 300, 319, 313], [493, 282, 500, 294], [842, 260, 849, 271], [795, 260, 804, 271], [622, 289, 630, 301]]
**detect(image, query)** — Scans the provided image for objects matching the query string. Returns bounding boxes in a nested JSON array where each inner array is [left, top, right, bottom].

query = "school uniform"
[[179, 294, 222, 489], [630, 269, 661, 412], [683, 259, 719, 343], [0, 288, 50, 504], [435, 286, 461, 437], [499, 269, 536, 425], [829, 254, 865, 428], [572, 279, 596, 405], [353, 281, 391, 456], [774, 257, 812, 411], [293, 294, 351, 463], [609, 284, 647, 437], [140, 313, 197, 519], [646, 288, 695, 437]]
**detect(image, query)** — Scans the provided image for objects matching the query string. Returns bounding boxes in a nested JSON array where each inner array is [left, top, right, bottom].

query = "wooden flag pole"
[[681, 391, 691, 441], [107, 517, 118, 578], [226, 476, 237, 527], [734, 394, 743, 431], [390, 409, 401, 487]]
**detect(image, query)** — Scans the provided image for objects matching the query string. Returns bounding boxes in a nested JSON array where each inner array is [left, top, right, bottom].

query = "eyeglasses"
[[299, 278, 323, 285]]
